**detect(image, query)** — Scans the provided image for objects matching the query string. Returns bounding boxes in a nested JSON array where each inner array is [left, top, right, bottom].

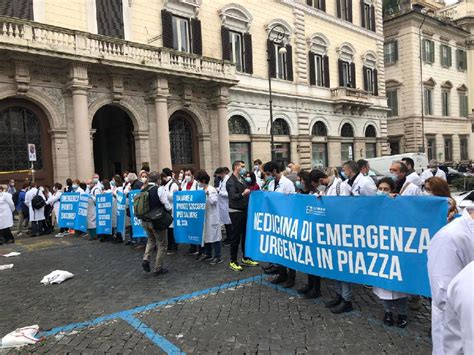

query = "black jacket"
[[226, 174, 249, 211]]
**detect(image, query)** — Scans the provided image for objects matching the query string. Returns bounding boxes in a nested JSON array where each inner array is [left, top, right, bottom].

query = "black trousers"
[[230, 211, 247, 263], [278, 267, 296, 279], [167, 228, 177, 251], [31, 220, 45, 235], [0, 228, 14, 242], [308, 274, 321, 292], [224, 224, 233, 241]]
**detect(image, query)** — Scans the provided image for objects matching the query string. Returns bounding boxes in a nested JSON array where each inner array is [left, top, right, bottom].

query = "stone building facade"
[[384, 1, 474, 163], [0, 0, 388, 185]]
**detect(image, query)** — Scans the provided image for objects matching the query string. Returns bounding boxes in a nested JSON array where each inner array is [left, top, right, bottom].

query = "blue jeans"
[[205, 241, 221, 258]]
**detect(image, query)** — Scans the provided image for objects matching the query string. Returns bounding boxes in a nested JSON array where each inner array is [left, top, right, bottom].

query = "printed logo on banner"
[[74, 194, 89, 232], [173, 190, 206, 245], [58, 192, 80, 229], [245, 191, 448, 297], [116, 192, 126, 237], [128, 190, 147, 238], [96, 193, 113, 235]]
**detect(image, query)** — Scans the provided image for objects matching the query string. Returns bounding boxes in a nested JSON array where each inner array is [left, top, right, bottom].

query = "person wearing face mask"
[[317, 167, 351, 197], [161, 168, 179, 254], [245, 171, 260, 191], [46, 183, 63, 236], [253, 159, 264, 187], [24, 182, 47, 237], [90, 173, 103, 197], [177, 170, 185, 185], [195, 170, 223, 264], [372, 177, 409, 328], [0, 185, 15, 245], [341, 161, 377, 197], [401, 157, 423, 188], [139, 170, 148, 185], [389, 161, 422, 196], [85, 179, 98, 240], [424, 177, 459, 222], [214, 167, 233, 246], [71, 179, 85, 194], [421, 159, 447, 183], [226, 160, 259, 271], [180, 168, 198, 192]]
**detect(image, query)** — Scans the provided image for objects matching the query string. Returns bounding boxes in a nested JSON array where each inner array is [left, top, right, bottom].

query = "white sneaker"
[[54, 232, 64, 238]]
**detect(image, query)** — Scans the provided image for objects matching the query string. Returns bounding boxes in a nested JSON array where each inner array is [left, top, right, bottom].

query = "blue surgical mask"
[[340, 171, 347, 179], [377, 190, 389, 196], [239, 168, 247, 176], [110, 181, 116, 187], [388, 173, 398, 182], [93, 178, 99, 184], [295, 181, 303, 190], [244, 177, 252, 183], [72, 184, 78, 190], [265, 175, 274, 182]]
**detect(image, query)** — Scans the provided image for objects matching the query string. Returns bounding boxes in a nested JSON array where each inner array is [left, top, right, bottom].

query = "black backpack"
[[32, 190, 46, 210], [12, 191, 20, 206]]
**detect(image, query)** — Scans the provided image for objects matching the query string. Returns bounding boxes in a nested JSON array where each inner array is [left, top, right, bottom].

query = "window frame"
[[364, 67, 375, 94], [444, 136, 453, 162], [172, 15, 191, 53], [341, 60, 351, 87], [423, 39, 435, 64], [424, 87, 433, 115], [384, 41, 398, 65], [457, 49, 467, 71], [427, 136, 436, 161], [229, 30, 244, 72], [441, 90, 450, 117], [387, 89, 399, 117], [440, 44, 452, 68], [460, 136, 469, 161], [459, 92, 469, 118], [274, 42, 288, 80]]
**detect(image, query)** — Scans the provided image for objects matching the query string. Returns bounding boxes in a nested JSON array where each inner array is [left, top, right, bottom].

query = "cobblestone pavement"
[[0, 234, 432, 354]]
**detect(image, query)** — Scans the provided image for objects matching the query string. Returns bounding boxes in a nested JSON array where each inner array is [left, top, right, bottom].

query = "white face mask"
[[317, 185, 326, 193], [141, 177, 147, 183], [39, 187, 44, 192], [124, 176, 129, 182], [184, 176, 192, 183]]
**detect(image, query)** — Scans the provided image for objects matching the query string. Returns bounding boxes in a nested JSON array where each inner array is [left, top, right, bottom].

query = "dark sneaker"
[[325, 295, 343, 308], [383, 312, 394, 326], [297, 284, 313, 294], [210, 258, 223, 265], [303, 289, 322, 299], [330, 300, 353, 314], [397, 315, 408, 328], [270, 274, 288, 285], [142, 260, 151, 273], [198, 254, 212, 262], [281, 278, 295, 289], [154, 268, 169, 276]]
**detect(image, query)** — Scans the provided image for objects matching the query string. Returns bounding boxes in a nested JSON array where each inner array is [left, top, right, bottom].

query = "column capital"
[[67, 62, 90, 92], [132, 131, 150, 140], [150, 77, 170, 99], [48, 129, 68, 139], [211, 85, 230, 107]]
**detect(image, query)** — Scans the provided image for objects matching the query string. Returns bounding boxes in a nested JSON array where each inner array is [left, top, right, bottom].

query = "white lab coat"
[[163, 179, 179, 229], [217, 174, 231, 225], [421, 168, 447, 182], [406, 171, 423, 188], [267, 175, 295, 194], [203, 185, 222, 244], [344, 173, 377, 196], [323, 177, 351, 196], [443, 261, 474, 355], [46, 191, 62, 221], [87, 184, 102, 229], [25, 187, 45, 222], [0, 192, 15, 229], [400, 181, 422, 196], [254, 168, 264, 188], [428, 208, 474, 355], [181, 179, 199, 191]]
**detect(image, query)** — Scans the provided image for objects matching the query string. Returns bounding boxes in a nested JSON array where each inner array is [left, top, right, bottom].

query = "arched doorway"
[[92, 105, 136, 179], [169, 111, 199, 172], [0, 99, 53, 186]]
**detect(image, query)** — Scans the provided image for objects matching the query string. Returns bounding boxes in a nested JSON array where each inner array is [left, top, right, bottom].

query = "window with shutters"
[[274, 42, 289, 80], [96, 0, 124, 39], [308, 34, 330, 88], [172, 15, 191, 53], [267, 21, 293, 81], [387, 89, 398, 117], [460, 136, 468, 161], [441, 45, 452, 68], [337, 0, 352, 22], [229, 31, 244, 72], [363, 67, 377, 95], [0, 0, 33, 20], [423, 39, 435, 64], [384, 41, 398, 65], [361, 1, 375, 31], [162, 9, 202, 55], [442, 90, 450, 117], [444, 136, 453, 161], [337, 44, 355, 88], [306, 0, 326, 11], [340, 60, 351, 87], [424, 88, 433, 115], [456, 49, 467, 70], [427, 137, 436, 161], [459, 92, 468, 118]]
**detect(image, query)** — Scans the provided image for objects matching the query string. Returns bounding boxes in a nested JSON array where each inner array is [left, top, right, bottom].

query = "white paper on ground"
[[1, 325, 40, 349], [0, 264, 13, 270], [2, 252, 21, 257], [40, 270, 74, 285]]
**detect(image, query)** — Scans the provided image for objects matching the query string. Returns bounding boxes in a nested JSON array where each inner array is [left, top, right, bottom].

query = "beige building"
[[0, 0, 388, 185], [384, 0, 474, 163]]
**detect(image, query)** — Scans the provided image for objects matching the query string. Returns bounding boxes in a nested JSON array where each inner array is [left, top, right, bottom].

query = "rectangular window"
[[229, 31, 243, 72], [230, 142, 251, 170], [96, 0, 124, 39], [314, 54, 324, 86], [423, 39, 435, 63], [172, 16, 190, 53], [307, 0, 325, 10], [387, 90, 398, 117], [459, 93, 469, 117], [312, 143, 328, 169], [341, 143, 354, 162], [342, 61, 350, 87], [457, 49, 467, 70], [427, 137, 436, 161], [384, 41, 398, 65], [0, 0, 33, 20], [274, 143, 291, 171], [442, 91, 450, 117], [274, 43, 288, 80], [390, 140, 400, 155], [441, 45, 452, 67], [364, 67, 375, 94], [424, 88, 433, 115], [444, 136, 453, 161], [460, 137, 469, 161], [361, 3, 375, 31], [365, 143, 376, 158], [337, 0, 352, 22]]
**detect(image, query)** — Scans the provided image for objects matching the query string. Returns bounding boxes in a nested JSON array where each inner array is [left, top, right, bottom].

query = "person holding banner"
[[99, 180, 116, 242], [161, 168, 179, 254], [86, 177, 102, 240], [195, 170, 222, 264], [46, 183, 62, 234], [181, 168, 201, 257]]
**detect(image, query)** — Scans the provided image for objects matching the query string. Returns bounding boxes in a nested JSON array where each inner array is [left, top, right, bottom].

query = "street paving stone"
[[0, 234, 432, 354]]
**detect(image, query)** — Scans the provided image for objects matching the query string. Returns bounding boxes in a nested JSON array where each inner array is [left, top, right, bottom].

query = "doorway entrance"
[[92, 105, 136, 179], [169, 111, 199, 172]]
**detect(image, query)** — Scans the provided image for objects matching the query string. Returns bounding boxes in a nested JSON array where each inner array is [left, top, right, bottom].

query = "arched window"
[[228, 115, 250, 135], [312, 121, 327, 137], [169, 115, 194, 166], [341, 123, 354, 137], [365, 125, 376, 137], [0, 107, 43, 171], [272, 118, 290, 136]]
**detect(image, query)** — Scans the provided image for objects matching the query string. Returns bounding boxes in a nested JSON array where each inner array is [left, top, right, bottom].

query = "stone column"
[[327, 137, 342, 167], [49, 129, 69, 184], [215, 86, 231, 168], [68, 63, 93, 180], [354, 137, 366, 160], [152, 77, 172, 169]]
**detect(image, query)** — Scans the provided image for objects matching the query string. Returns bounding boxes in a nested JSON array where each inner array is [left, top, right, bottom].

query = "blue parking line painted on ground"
[[120, 314, 183, 354]]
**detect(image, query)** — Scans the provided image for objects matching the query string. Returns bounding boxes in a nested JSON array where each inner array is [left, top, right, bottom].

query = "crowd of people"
[[0, 156, 472, 354]]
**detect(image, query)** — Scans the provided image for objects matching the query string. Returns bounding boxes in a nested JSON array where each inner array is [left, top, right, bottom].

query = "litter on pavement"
[[0, 264, 14, 270], [2, 252, 21, 257], [0, 325, 41, 349], [40, 270, 74, 285]]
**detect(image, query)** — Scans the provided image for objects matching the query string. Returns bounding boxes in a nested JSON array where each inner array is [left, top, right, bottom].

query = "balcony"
[[330, 86, 372, 115], [0, 16, 236, 84]]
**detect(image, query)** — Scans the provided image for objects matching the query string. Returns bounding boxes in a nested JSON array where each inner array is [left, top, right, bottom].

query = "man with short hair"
[[389, 161, 421, 196], [253, 159, 263, 187], [142, 171, 172, 276], [226, 160, 259, 271], [421, 159, 447, 183], [181, 168, 199, 191], [357, 159, 370, 176], [401, 157, 423, 188]]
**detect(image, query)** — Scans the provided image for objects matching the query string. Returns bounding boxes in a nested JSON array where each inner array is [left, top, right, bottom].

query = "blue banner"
[[129, 190, 146, 238], [116, 192, 126, 236], [58, 193, 80, 229], [173, 190, 206, 245], [73, 193, 89, 232], [96, 193, 113, 235], [245, 191, 448, 297]]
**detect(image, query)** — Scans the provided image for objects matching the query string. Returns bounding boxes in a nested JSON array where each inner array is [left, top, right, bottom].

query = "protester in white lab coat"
[[195, 170, 222, 264], [372, 177, 409, 328], [180, 168, 199, 192], [25, 182, 46, 236], [46, 183, 62, 233], [443, 261, 474, 355], [421, 159, 447, 183], [215, 167, 232, 245], [253, 159, 264, 187], [0, 185, 15, 244], [342, 160, 377, 197], [100, 180, 116, 242], [72, 179, 85, 195], [401, 157, 423, 188], [318, 167, 351, 197], [428, 207, 474, 355], [161, 168, 179, 253], [389, 161, 422, 196], [86, 177, 102, 240]]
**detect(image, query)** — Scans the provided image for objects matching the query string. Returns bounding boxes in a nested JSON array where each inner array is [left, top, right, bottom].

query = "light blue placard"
[[58, 192, 80, 229], [73, 193, 89, 232], [173, 190, 206, 245], [116, 192, 126, 236], [129, 190, 147, 238], [96, 193, 113, 235]]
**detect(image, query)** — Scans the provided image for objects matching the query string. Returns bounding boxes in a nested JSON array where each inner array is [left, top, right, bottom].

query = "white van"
[[366, 153, 429, 177]]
